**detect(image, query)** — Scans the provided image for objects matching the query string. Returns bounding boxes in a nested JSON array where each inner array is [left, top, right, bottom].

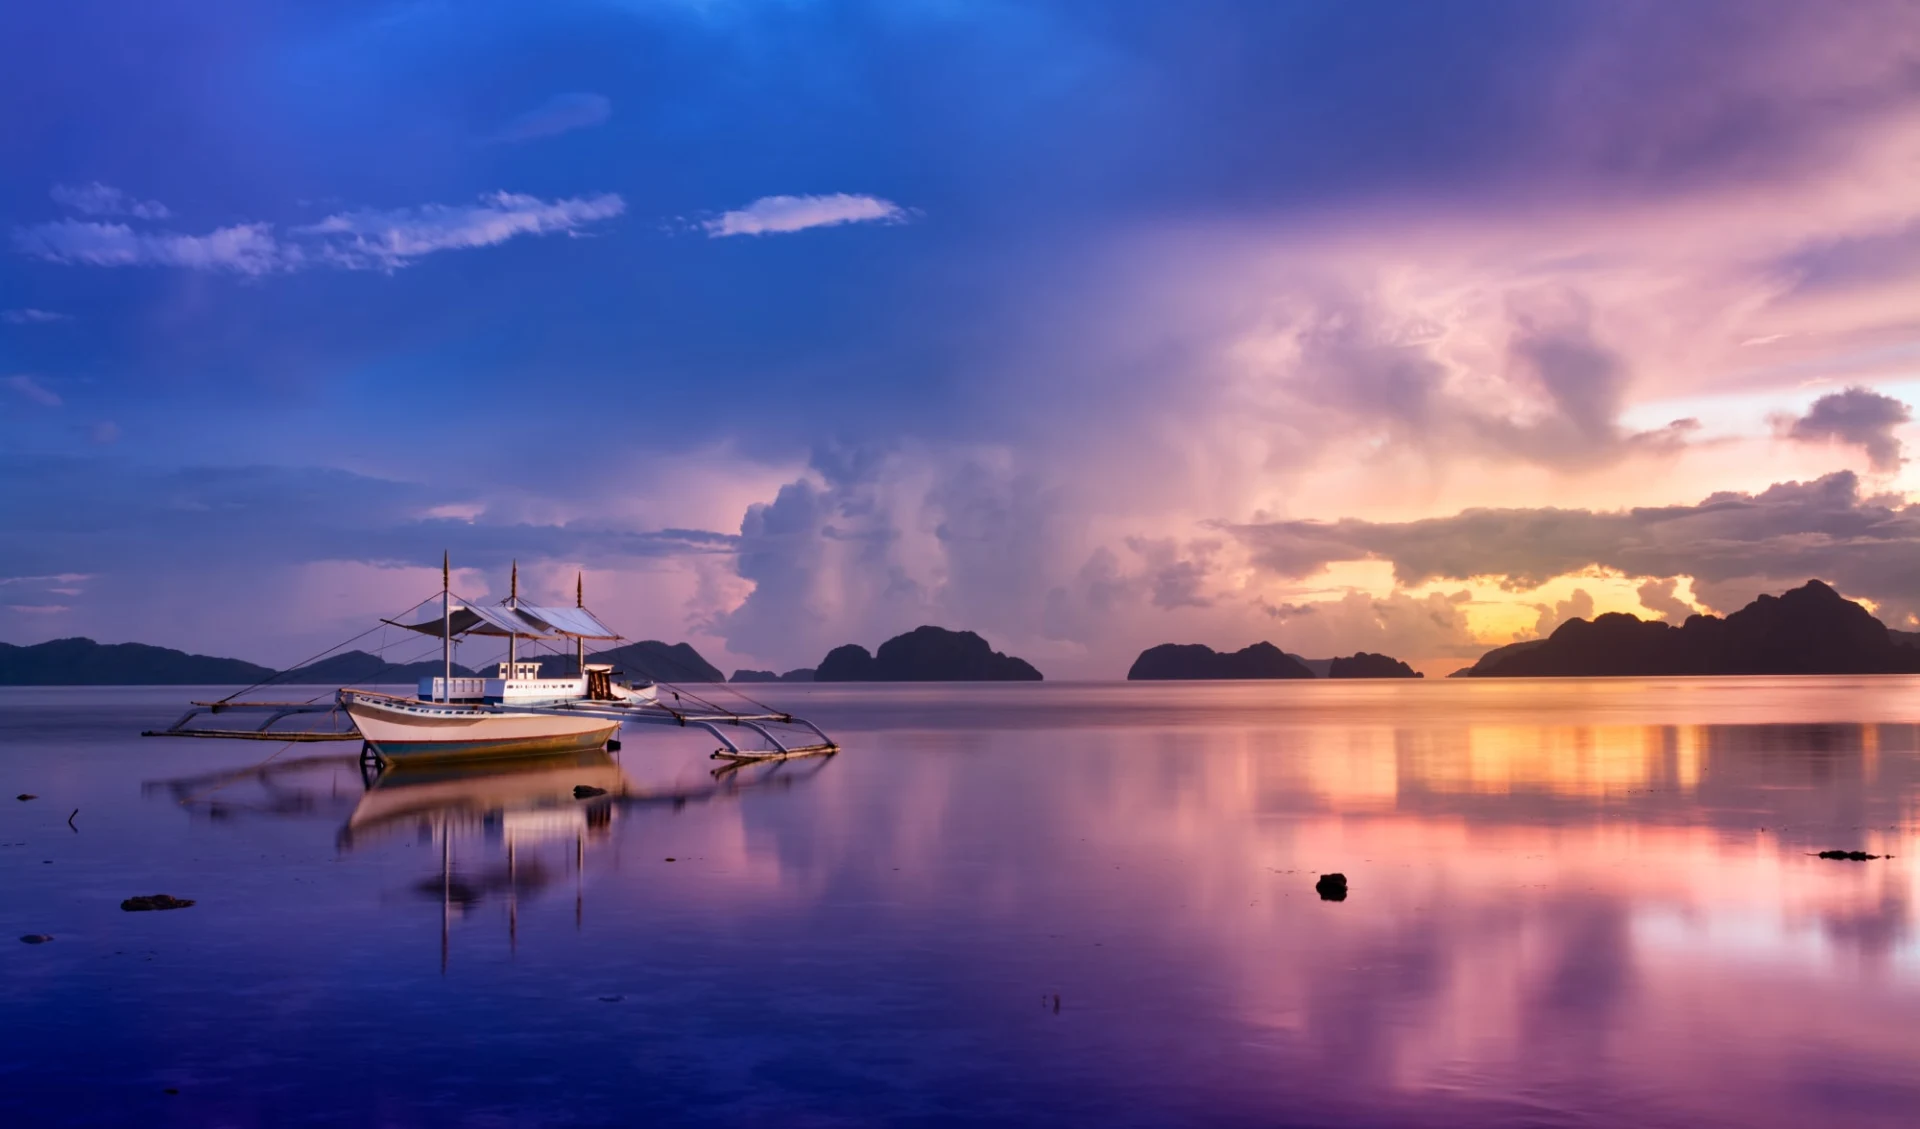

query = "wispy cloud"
[[487, 92, 611, 143], [704, 193, 907, 237], [50, 182, 170, 219], [296, 192, 627, 270], [1, 308, 69, 324], [3, 375, 62, 407], [15, 220, 287, 275], [0, 573, 92, 587], [13, 192, 625, 275]]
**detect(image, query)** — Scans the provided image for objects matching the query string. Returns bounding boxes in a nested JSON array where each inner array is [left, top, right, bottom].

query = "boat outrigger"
[[145, 555, 838, 767]]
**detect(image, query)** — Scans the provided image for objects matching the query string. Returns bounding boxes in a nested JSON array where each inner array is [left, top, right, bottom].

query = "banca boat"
[[146, 556, 837, 766]]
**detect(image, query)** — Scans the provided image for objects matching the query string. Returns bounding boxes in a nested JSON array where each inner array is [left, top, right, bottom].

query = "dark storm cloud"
[[1783, 387, 1912, 472], [1231, 472, 1920, 620]]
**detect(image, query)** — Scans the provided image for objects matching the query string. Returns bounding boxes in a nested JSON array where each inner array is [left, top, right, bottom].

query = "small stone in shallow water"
[[573, 785, 608, 799], [1817, 850, 1881, 861], [121, 894, 196, 912], [20, 934, 52, 944], [1315, 873, 1348, 901], [16, 794, 35, 801], [664, 857, 676, 862]]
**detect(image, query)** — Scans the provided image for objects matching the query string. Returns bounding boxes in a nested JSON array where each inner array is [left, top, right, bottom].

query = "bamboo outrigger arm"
[[498, 701, 839, 761], [143, 701, 357, 742]]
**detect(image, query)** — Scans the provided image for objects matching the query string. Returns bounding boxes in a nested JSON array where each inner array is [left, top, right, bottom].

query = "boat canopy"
[[386, 603, 619, 641]]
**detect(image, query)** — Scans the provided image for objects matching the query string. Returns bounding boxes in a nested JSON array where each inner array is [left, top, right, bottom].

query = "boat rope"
[[214, 589, 445, 705]]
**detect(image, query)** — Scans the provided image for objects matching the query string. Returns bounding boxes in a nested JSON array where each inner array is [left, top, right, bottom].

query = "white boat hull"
[[341, 691, 618, 762]]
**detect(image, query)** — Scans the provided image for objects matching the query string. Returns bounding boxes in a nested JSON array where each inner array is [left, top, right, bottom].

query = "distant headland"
[[1127, 642, 1420, 680], [1454, 579, 1920, 677], [0, 638, 483, 686]]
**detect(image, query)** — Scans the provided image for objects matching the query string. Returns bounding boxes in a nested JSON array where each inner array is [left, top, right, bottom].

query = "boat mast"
[[575, 571, 586, 677], [442, 550, 452, 702], [508, 560, 518, 671]]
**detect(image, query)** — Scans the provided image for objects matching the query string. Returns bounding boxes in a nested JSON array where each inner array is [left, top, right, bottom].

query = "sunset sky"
[[4, 1, 1920, 676]]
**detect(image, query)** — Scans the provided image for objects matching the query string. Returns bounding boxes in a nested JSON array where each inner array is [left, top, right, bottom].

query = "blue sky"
[[5, 1, 1920, 675]]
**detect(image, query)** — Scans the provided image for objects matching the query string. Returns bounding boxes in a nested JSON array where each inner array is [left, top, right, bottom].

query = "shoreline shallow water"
[[4, 679, 1918, 1127]]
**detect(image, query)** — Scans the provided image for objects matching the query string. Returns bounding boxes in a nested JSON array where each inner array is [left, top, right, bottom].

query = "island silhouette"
[[814, 626, 1042, 681], [8, 580, 1915, 684]]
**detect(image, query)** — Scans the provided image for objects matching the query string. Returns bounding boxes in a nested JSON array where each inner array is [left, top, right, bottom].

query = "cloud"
[[13, 193, 625, 275], [1231, 471, 1920, 623], [14, 220, 287, 275], [1782, 386, 1911, 472], [1636, 577, 1695, 622], [4, 375, 62, 408], [1, 308, 68, 324], [487, 92, 611, 143], [704, 193, 907, 237], [49, 182, 170, 219], [1532, 587, 1595, 637], [296, 192, 627, 270]]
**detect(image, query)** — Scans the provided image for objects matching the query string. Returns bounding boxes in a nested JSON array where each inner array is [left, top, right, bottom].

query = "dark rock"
[[730, 669, 781, 683], [815, 644, 879, 680], [534, 640, 723, 682], [1327, 652, 1422, 679], [816, 627, 1043, 681], [15, 793, 35, 801], [19, 934, 52, 944], [121, 894, 195, 912], [1128, 642, 1314, 680], [1462, 580, 1920, 678], [1315, 873, 1348, 901], [572, 785, 608, 799], [779, 667, 816, 682], [1817, 850, 1881, 861]]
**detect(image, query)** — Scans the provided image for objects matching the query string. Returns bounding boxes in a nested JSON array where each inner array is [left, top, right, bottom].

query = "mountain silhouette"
[[1461, 580, 1920, 677]]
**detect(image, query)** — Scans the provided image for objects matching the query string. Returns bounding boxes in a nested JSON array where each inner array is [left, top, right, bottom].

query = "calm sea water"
[[3, 679, 1917, 1128]]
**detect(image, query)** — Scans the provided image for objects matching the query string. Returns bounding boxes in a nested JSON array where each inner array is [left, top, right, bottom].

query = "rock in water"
[[121, 894, 195, 911], [573, 785, 608, 799], [16, 794, 36, 801], [1315, 873, 1348, 901], [1817, 850, 1881, 861], [19, 934, 52, 944]]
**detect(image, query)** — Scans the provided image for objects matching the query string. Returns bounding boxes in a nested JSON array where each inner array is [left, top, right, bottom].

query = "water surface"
[[3, 679, 1917, 1127]]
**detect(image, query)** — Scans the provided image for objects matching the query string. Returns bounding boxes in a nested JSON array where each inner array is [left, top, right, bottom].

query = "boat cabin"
[[418, 662, 626, 705]]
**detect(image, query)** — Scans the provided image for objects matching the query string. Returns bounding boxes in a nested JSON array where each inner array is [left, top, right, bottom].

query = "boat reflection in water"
[[339, 747, 838, 967]]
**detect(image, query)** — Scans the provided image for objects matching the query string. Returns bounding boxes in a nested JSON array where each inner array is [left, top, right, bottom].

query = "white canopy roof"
[[387, 603, 619, 641]]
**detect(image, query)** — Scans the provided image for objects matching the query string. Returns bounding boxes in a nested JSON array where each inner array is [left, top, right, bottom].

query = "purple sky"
[[4, 1, 1920, 676]]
